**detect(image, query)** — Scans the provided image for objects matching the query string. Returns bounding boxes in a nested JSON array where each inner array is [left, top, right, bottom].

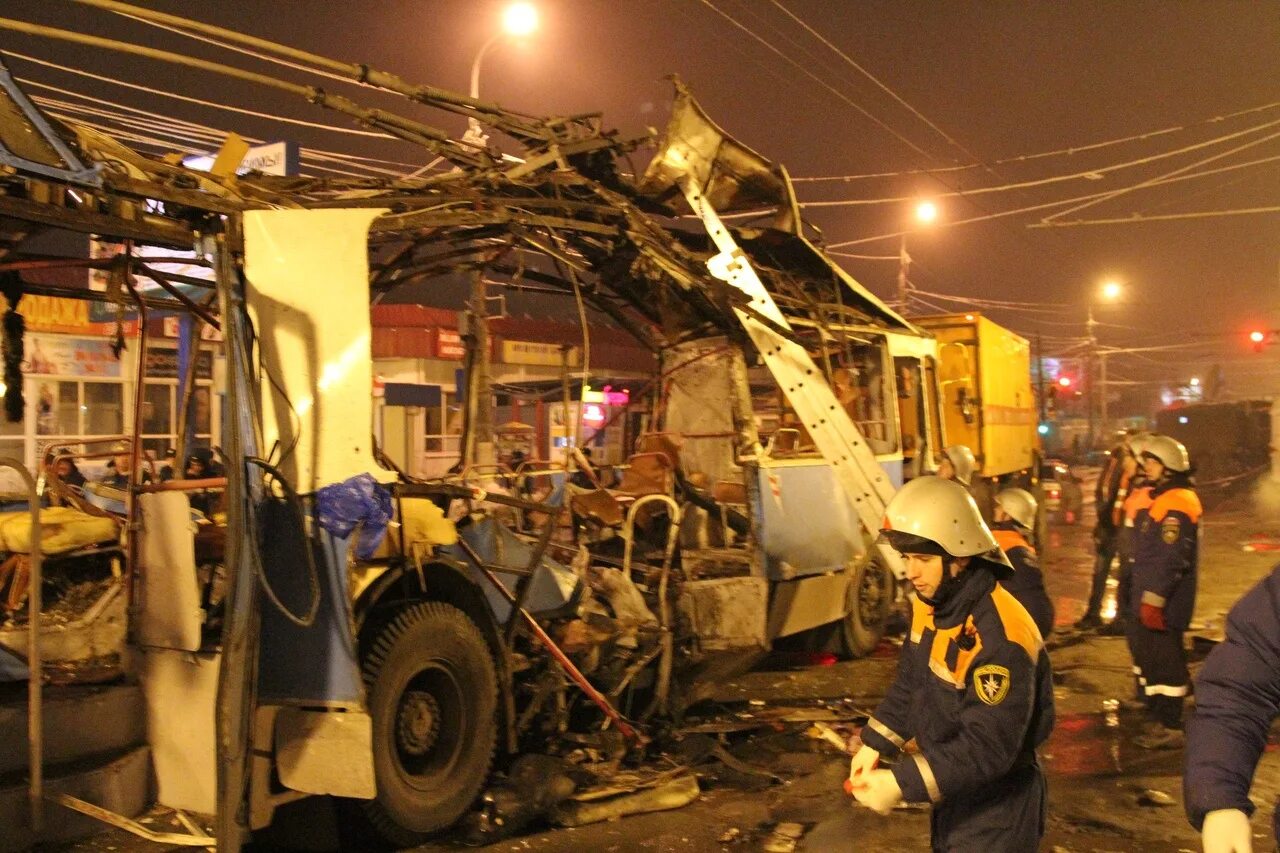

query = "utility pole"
[[1035, 332, 1046, 422], [896, 235, 910, 310], [1086, 302, 1097, 450], [1098, 349, 1109, 438], [469, 269, 494, 466]]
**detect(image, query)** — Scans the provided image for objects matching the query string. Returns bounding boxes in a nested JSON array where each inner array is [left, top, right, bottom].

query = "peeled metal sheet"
[[142, 648, 219, 815], [243, 209, 395, 494], [444, 517, 580, 623], [754, 460, 863, 580], [135, 492, 203, 652]]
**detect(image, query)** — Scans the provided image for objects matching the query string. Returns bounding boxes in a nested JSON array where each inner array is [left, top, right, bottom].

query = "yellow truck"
[[914, 313, 1038, 511]]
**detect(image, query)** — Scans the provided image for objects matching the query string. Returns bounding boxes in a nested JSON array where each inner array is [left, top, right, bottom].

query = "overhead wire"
[[37, 96, 407, 178], [769, 0, 986, 170], [1035, 205, 1280, 227], [790, 99, 1280, 183], [18, 72, 428, 173], [826, 150, 1280, 249], [797, 118, 1280, 208], [2, 50, 394, 139], [691, 0, 945, 164], [110, 9, 376, 90], [1038, 127, 1280, 223]]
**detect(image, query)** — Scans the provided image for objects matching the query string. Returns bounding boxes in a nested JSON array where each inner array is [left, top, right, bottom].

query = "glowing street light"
[[898, 200, 940, 309], [1189, 376, 1201, 387], [502, 2, 539, 36], [467, 3, 540, 143], [1087, 278, 1126, 448]]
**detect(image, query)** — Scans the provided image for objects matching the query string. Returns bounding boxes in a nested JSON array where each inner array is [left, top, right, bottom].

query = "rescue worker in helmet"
[[1078, 429, 1142, 629], [937, 444, 976, 487], [1107, 432, 1157, 640], [1128, 434, 1199, 750], [849, 477, 1055, 850], [992, 488, 1055, 639]]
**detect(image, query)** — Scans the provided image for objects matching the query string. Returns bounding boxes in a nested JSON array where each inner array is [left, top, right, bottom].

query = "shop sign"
[[502, 340, 579, 367], [145, 346, 215, 380], [436, 329, 465, 360], [22, 294, 137, 335], [182, 140, 299, 177], [27, 334, 122, 378], [582, 385, 631, 406]]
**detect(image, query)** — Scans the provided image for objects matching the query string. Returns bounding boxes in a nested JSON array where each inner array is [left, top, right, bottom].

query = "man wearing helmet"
[[1105, 432, 1158, 638], [992, 488, 1055, 639], [937, 444, 976, 488], [1078, 430, 1142, 629], [848, 477, 1055, 850], [1129, 434, 1200, 749]]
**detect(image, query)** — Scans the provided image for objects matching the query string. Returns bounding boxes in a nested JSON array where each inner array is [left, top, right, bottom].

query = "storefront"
[[0, 290, 221, 488], [371, 304, 654, 478]]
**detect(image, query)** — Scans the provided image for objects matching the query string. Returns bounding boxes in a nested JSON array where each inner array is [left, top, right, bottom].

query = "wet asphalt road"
[[55, 473, 1280, 852]]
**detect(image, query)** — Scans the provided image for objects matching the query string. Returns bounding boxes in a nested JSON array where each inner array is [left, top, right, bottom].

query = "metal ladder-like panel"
[[680, 180, 905, 579]]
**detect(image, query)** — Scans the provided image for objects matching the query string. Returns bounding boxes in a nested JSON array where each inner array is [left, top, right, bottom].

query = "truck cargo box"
[[915, 313, 1035, 479]]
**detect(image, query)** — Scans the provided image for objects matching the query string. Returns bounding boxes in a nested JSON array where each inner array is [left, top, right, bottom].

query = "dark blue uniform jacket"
[[1185, 563, 1280, 839], [861, 563, 1055, 848], [1131, 481, 1201, 630], [992, 522, 1055, 639]]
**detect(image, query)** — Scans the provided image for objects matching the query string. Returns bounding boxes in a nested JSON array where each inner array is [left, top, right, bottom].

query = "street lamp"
[[465, 2, 539, 145], [463, 3, 538, 466], [1087, 280, 1124, 447], [897, 200, 940, 308]]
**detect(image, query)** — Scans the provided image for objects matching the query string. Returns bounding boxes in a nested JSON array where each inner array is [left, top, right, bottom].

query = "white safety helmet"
[[1141, 434, 1191, 473], [880, 476, 1010, 565], [1128, 432, 1155, 461], [941, 444, 978, 486], [994, 487, 1038, 532]]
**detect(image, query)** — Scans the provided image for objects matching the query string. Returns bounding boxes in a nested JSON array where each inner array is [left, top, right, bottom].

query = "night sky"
[[3, 0, 1278, 405]]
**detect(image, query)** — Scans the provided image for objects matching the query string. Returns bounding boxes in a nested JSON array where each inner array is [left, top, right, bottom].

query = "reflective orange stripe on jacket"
[[993, 528, 1036, 558], [1123, 484, 1154, 527], [1148, 487, 1203, 525]]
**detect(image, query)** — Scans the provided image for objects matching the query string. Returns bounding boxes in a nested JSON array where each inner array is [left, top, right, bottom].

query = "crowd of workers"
[[847, 432, 1277, 852]]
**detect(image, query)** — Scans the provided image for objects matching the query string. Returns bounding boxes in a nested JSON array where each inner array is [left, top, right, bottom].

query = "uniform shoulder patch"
[[973, 664, 1011, 706], [1161, 516, 1180, 544]]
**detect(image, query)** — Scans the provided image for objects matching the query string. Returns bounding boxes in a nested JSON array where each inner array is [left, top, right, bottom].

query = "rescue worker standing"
[[1110, 433, 1157, 646], [1077, 430, 1139, 629], [992, 488, 1055, 639], [1183, 562, 1280, 852], [849, 477, 1055, 851], [1128, 435, 1199, 749]]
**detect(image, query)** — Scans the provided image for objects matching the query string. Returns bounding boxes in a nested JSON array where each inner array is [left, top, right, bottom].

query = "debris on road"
[[550, 772, 700, 827]]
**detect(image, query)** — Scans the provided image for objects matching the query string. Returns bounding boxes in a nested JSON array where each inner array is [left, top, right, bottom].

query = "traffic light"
[[1250, 330, 1266, 352], [1057, 376, 1073, 388]]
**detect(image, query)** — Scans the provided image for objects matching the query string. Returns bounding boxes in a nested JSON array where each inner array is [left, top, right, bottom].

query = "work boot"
[[1098, 619, 1126, 636], [1074, 614, 1102, 630], [1134, 725, 1185, 750]]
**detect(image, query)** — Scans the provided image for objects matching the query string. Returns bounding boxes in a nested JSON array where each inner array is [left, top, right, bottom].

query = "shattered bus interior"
[[0, 3, 954, 848]]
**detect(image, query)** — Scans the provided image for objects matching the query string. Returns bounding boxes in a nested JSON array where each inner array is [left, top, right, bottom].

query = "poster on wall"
[[27, 334, 123, 378]]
